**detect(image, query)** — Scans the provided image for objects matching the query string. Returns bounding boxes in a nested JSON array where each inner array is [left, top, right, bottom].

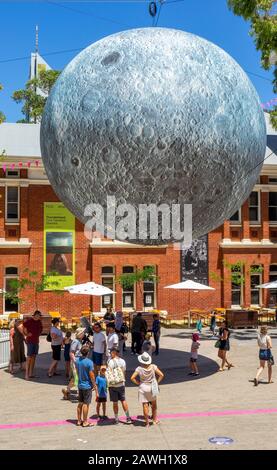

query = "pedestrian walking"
[[131, 352, 164, 427], [210, 311, 216, 336], [188, 333, 200, 376], [196, 317, 202, 334], [48, 318, 63, 377], [95, 365, 108, 420], [131, 312, 147, 355], [254, 326, 274, 386], [63, 330, 72, 378], [107, 347, 132, 424], [152, 314, 161, 355], [9, 319, 26, 374], [75, 345, 96, 427], [23, 310, 43, 380], [142, 333, 154, 357], [217, 321, 234, 372]]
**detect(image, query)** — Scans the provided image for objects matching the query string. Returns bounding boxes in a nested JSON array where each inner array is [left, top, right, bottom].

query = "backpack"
[[46, 331, 52, 342], [106, 359, 125, 386]]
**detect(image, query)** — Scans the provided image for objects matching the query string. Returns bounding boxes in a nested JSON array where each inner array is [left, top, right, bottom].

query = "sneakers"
[[126, 417, 132, 424], [114, 417, 119, 424]]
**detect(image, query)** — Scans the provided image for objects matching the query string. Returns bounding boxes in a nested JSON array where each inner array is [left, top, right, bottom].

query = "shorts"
[[190, 357, 197, 363], [93, 351, 104, 366], [27, 343, 39, 357], [259, 349, 271, 361], [78, 388, 92, 405], [219, 340, 230, 351], [52, 345, 61, 361], [96, 396, 107, 403], [109, 385, 126, 402]]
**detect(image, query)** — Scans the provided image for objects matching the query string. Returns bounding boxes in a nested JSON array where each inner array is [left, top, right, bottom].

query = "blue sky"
[[0, 0, 275, 122]]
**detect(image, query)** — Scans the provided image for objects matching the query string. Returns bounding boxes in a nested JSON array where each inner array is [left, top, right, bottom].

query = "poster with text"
[[44, 203, 75, 289]]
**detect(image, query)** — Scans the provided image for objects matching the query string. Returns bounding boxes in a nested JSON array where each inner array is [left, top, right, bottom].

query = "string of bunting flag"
[[0, 160, 40, 173], [261, 98, 277, 109]]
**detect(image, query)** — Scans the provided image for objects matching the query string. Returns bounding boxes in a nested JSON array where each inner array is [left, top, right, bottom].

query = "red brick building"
[[0, 113, 276, 319]]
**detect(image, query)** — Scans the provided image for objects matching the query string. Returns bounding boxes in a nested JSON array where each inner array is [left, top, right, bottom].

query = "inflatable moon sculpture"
[[41, 28, 266, 244]]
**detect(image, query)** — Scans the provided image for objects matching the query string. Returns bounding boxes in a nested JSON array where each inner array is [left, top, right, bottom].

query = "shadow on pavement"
[[6, 347, 219, 386]]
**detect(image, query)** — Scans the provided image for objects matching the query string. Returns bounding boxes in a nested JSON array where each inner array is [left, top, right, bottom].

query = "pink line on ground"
[[1, 408, 277, 430]]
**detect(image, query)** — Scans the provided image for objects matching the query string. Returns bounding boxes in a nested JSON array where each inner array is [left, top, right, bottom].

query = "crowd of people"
[[7, 308, 275, 427]]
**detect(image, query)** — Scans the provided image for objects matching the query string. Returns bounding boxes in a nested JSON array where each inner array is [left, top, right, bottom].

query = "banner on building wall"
[[44, 202, 75, 290], [181, 235, 208, 285]]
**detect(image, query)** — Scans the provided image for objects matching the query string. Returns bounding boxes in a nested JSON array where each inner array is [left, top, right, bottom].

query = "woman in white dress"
[[131, 352, 164, 427]]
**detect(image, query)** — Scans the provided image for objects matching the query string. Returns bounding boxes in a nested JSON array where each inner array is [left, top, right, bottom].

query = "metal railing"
[[0, 329, 10, 369]]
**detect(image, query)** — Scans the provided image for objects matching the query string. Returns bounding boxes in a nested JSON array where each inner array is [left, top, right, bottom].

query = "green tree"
[[4, 268, 63, 310], [117, 266, 159, 309], [228, 0, 277, 128], [12, 69, 61, 123], [0, 83, 6, 124]]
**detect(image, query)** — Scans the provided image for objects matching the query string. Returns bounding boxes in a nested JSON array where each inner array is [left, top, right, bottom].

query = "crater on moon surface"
[[41, 28, 266, 244]]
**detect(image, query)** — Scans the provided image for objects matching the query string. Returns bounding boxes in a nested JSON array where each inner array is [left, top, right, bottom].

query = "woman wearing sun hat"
[[131, 352, 164, 427]]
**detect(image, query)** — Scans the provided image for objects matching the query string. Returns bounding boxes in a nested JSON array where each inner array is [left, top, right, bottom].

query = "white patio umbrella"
[[164, 279, 215, 326], [64, 281, 115, 296], [256, 281, 277, 289]]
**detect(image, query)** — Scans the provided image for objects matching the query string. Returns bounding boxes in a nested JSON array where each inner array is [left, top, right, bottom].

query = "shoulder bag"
[[106, 359, 125, 387]]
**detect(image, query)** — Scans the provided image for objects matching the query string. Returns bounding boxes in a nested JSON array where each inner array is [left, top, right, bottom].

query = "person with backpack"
[[131, 312, 147, 355], [107, 347, 132, 424]]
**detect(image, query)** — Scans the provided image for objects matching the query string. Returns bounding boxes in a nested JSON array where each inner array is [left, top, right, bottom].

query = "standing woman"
[[131, 352, 164, 427], [254, 326, 274, 386], [10, 319, 26, 373], [48, 318, 63, 377], [217, 321, 234, 371]]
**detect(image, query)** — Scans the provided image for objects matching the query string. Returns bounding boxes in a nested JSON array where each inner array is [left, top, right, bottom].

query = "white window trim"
[[269, 192, 277, 223], [6, 170, 20, 179], [122, 266, 136, 311], [3, 267, 19, 314], [249, 191, 260, 225], [101, 266, 115, 312], [5, 185, 20, 223], [143, 266, 157, 309], [250, 271, 262, 307], [230, 208, 241, 226]]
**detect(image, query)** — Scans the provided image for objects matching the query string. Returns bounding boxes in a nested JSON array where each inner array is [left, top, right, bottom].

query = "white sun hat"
[[138, 352, 152, 365]]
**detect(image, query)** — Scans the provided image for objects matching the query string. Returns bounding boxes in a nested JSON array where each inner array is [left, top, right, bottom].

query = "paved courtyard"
[[1, 327, 277, 450]]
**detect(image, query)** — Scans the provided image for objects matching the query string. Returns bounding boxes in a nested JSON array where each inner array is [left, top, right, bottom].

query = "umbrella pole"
[[188, 290, 191, 328]]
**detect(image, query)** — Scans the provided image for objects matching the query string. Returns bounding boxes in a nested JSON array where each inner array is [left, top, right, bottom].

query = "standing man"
[[92, 322, 107, 376], [23, 310, 43, 380], [107, 347, 132, 424], [152, 314, 161, 356], [131, 312, 147, 355], [75, 345, 96, 427], [107, 323, 119, 360]]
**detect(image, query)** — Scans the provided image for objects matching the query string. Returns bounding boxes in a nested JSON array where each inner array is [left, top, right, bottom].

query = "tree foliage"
[[12, 69, 61, 123], [228, 0, 277, 128], [0, 83, 6, 124], [4, 268, 63, 310]]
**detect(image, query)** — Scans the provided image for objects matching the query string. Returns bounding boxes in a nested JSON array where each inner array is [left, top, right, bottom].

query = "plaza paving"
[[1, 327, 277, 450]]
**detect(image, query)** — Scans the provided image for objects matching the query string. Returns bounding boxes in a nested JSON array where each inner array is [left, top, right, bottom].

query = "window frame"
[[143, 265, 157, 310], [249, 191, 260, 224], [5, 185, 20, 223], [101, 266, 115, 311], [229, 208, 241, 225], [3, 266, 19, 313], [122, 266, 136, 310], [269, 192, 277, 223], [250, 266, 262, 307]]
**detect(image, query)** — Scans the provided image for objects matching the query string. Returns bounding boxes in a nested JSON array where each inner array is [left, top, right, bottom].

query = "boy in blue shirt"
[[95, 365, 108, 420], [75, 345, 95, 427]]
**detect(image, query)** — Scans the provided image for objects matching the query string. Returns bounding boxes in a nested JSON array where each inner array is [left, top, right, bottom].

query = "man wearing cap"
[[62, 327, 86, 400], [23, 310, 43, 380], [107, 347, 132, 424]]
